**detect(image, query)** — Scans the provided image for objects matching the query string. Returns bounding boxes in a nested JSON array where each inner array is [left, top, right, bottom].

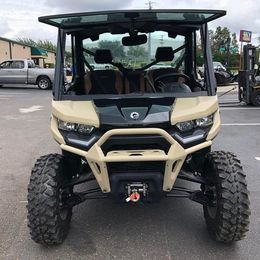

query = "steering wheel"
[[153, 73, 190, 92]]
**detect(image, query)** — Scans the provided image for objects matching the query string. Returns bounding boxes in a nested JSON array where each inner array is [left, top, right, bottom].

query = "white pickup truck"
[[0, 59, 55, 90]]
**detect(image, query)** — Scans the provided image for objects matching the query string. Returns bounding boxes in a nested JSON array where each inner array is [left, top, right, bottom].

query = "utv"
[[27, 9, 250, 245]]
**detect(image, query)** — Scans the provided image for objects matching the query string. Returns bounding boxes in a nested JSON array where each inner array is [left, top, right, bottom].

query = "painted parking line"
[[255, 157, 260, 161], [0, 92, 28, 95], [222, 123, 260, 126], [19, 105, 43, 113], [218, 99, 239, 102], [221, 107, 260, 110]]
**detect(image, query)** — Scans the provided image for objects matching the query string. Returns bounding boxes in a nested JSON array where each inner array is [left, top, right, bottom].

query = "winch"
[[125, 183, 148, 203]]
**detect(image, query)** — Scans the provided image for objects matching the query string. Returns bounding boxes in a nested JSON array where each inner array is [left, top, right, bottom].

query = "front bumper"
[[60, 128, 212, 193]]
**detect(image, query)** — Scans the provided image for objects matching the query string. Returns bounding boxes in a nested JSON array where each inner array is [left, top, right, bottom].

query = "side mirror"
[[122, 34, 147, 46]]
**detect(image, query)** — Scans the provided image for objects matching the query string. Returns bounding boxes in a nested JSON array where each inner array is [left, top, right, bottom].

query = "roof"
[[31, 46, 48, 56], [0, 36, 32, 48], [0, 36, 56, 54], [39, 9, 226, 29]]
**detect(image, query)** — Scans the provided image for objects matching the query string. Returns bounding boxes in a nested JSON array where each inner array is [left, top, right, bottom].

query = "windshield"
[[83, 32, 185, 70], [61, 27, 211, 99]]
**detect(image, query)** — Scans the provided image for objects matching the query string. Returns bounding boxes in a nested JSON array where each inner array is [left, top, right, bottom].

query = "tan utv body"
[[51, 96, 220, 192], [26, 9, 250, 246]]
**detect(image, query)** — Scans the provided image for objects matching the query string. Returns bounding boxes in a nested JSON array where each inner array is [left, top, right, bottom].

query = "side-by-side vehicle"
[[27, 9, 250, 245]]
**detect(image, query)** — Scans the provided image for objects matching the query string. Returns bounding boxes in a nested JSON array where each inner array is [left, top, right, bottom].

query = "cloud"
[[0, 20, 11, 35], [1, 0, 260, 44]]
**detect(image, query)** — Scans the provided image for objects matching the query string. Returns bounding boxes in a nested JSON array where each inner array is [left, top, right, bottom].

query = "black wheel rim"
[[59, 187, 71, 220], [205, 185, 217, 218]]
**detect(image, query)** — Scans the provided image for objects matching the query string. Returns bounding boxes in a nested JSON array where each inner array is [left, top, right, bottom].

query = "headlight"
[[175, 120, 195, 132], [195, 115, 214, 127], [176, 114, 214, 132], [58, 119, 94, 135]]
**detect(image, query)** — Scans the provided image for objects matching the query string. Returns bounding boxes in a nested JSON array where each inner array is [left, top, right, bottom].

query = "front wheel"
[[27, 154, 72, 245], [202, 151, 250, 242], [37, 76, 51, 90]]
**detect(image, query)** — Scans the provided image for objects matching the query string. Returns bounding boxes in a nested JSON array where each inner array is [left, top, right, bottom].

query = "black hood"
[[94, 97, 175, 129]]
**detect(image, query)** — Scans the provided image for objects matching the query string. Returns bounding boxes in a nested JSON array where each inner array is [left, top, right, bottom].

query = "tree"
[[127, 46, 148, 61], [98, 41, 125, 61], [210, 26, 231, 53], [16, 38, 73, 63], [209, 27, 240, 68], [16, 38, 56, 52], [64, 51, 72, 64], [37, 40, 56, 52], [231, 33, 239, 53], [16, 38, 37, 47]]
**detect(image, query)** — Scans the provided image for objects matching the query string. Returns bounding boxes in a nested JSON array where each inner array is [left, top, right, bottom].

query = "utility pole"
[[146, 0, 155, 10], [226, 37, 231, 68], [146, 1, 155, 60]]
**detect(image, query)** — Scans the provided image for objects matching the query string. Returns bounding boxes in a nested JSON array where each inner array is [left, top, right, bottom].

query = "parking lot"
[[0, 85, 259, 260]]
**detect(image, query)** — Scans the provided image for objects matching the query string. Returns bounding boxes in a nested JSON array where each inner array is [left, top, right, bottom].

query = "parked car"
[[198, 61, 237, 85], [213, 61, 226, 71], [89, 63, 114, 70], [148, 63, 172, 69], [0, 59, 55, 90], [198, 61, 226, 76]]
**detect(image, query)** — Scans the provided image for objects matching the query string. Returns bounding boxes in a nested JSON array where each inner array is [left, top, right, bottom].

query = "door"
[[0, 61, 13, 83], [9, 60, 27, 83]]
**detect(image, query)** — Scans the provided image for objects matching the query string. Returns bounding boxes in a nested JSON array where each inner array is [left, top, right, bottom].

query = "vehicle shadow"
[[0, 85, 50, 91], [50, 190, 239, 258], [22, 179, 246, 259]]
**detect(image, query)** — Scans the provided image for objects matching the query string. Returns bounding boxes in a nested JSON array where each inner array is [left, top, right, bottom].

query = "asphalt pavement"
[[0, 85, 259, 260]]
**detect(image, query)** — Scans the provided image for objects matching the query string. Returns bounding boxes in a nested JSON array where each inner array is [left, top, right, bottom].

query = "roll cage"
[[38, 10, 226, 100]]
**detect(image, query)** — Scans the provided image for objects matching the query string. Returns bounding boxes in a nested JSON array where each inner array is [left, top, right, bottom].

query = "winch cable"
[[218, 84, 238, 98]]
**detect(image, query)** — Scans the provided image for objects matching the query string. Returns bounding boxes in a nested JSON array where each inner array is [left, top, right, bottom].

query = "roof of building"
[[31, 46, 48, 56], [0, 36, 56, 53]]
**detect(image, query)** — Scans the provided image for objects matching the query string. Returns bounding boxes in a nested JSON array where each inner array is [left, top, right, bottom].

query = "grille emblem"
[[130, 112, 140, 120]]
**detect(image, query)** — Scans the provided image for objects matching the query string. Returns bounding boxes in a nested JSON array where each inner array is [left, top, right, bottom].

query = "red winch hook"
[[126, 192, 141, 203]]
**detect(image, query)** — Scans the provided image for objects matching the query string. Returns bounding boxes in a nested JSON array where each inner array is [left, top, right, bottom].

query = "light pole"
[[146, 1, 155, 60]]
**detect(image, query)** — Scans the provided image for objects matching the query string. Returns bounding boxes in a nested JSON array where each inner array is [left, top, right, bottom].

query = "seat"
[[124, 71, 146, 94], [84, 49, 123, 94], [84, 70, 123, 94]]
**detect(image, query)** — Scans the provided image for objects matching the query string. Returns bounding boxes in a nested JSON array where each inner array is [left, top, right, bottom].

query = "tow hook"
[[126, 192, 141, 202]]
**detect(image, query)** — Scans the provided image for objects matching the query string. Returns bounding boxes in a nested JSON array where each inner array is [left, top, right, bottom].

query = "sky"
[[0, 0, 260, 44]]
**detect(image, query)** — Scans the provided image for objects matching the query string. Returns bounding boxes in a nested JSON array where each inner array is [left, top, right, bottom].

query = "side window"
[[0, 61, 12, 68], [28, 61, 33, 68], [11, 61, 25, 69]]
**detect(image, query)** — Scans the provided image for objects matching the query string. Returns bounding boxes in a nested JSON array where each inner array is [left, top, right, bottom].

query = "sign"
[[239, 30, 252, 42]]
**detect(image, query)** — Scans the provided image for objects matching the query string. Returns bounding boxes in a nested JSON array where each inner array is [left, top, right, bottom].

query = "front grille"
[[107, 161, 165, 173], [101, 134, 171, 155]]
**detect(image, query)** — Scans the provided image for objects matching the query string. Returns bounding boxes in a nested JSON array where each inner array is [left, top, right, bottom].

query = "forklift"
[[238, 44, 260, 106]]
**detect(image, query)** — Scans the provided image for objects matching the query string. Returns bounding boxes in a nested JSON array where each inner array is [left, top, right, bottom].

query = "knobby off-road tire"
[[27, 154, 72, 245], [203, 151, 250, 242], [251, 89, 260, 106]]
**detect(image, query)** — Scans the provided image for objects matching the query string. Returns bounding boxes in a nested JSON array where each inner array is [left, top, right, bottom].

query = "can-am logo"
[[130, 112, 140, 120]]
